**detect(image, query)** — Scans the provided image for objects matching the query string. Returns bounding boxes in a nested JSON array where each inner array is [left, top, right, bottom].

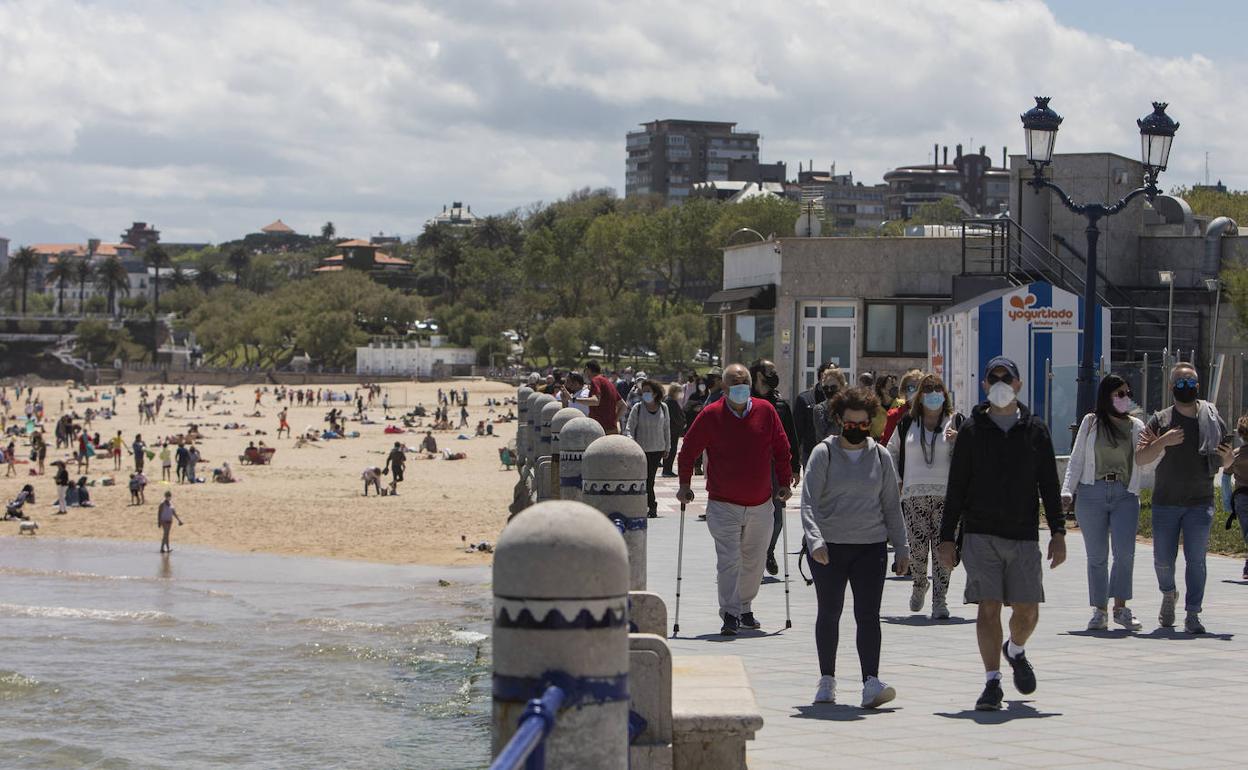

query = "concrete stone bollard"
[[492, 500, 630, 770], [549, 407, 585, 500], [523, 391, 549, 468], [582, 435, 650, 591], [516, 385, 533, 469], [522, 393, 555, 503], [534, 400, 563, 502], [558, 417, 604, 504]]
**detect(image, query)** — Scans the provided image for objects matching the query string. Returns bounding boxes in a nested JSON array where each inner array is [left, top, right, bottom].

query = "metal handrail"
[[490, 685, 566, 770]]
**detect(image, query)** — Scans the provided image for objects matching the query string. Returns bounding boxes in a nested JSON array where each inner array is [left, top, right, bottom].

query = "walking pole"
[[672, 501, 687, 637], [780, 495, 792, 630]]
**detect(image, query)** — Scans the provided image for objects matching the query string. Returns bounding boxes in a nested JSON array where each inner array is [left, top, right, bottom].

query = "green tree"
[[880, 197, 967, 235], [94, 256, 130, 317], [545, 316, 587, 365], [73, 257, 92, 314], [46, 256, 75, 315], [226, 247, 250, 286], [710, 195, 800, 246], [9, 246, 36, 314], [194, 263, 222, 291], [73, 319, 139, 363], [321, 221, 336, 240]]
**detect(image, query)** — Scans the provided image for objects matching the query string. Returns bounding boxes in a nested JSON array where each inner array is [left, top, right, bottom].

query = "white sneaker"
[[909, 583, 927, 612], [813, 675, 836, 704], [861, 676, 896, 709], [1113, 606, 1142, 631], [1087, 608, 1108, 631]]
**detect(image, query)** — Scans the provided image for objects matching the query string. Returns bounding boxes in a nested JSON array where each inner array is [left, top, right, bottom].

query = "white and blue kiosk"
[[928, 281, 1111, 454]]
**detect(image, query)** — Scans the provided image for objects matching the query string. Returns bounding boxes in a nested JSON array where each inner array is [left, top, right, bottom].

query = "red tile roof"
[[336, 239, 375, 248]]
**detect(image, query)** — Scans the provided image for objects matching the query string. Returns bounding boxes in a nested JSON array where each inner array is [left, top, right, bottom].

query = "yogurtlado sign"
[[927, 281, 1110, 454]]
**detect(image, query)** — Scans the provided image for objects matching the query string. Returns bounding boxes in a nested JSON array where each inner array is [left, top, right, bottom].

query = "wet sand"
[[0, 379, 518, 566]]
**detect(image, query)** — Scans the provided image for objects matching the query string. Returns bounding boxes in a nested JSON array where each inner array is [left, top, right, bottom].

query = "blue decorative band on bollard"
[[493, 670, 629, 707], [559, 476, 582, 488], [583, 481, 646, 496], [607, 512, 648, 533]]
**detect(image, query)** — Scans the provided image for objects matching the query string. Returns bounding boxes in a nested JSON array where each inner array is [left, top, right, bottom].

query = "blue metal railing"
[[490, 685, 566, 770]]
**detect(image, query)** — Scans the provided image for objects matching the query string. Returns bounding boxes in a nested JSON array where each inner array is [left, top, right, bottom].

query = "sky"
[[0, 0, 1244, 245]]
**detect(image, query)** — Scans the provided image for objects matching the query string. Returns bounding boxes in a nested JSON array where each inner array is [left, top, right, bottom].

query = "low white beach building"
[[355, 337, 476, 377]]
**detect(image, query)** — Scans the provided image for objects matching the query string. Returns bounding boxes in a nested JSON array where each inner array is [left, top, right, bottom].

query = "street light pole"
[[1020, 98, 1179, 425], [1159, 271, 1175, 354], [1206, 276, 1221, 385]]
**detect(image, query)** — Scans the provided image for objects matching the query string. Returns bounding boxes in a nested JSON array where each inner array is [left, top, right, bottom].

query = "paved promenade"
[[645, 475, 1248, 769]]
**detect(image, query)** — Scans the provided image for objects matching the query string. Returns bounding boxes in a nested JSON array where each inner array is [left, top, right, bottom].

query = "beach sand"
[[0, 379, 519, 565]]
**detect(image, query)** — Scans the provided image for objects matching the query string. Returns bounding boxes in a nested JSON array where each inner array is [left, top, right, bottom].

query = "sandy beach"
[[0, 379, 518, 565]]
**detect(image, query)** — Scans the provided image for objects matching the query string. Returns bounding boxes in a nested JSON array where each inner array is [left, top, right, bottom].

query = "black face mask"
[[841, 426, 869, 445], [821, 384, 839, 398], [1173, 385, 1198, 404], [763, 371, 779, 389], [888, 386, 899, 399]]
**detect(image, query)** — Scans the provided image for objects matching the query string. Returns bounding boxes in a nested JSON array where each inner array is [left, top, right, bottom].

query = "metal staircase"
[[960, 217, 1201, 368]]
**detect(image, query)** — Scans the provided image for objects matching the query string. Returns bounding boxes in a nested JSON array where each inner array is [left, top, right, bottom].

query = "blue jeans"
[[1074, 480, 1139, 607], [1151, 503, 1214, 613], [1234, 491, 1248, 548]]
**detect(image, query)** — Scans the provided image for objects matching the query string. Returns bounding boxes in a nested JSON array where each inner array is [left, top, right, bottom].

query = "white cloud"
[[0, 0, 1242, 243]]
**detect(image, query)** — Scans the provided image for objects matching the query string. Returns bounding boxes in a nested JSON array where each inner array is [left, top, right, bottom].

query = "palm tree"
[[168, 264, 191, 289], [9, 246, 37, 314], [194, 263, 221, 292], [144, 246, 171, 314], [321, 221, 336, 240], [416, 222, 452, 276], [46, 256, 75, 315], [226, 247, 250, 286], [74, 257, 92, 314], [95, 256, 130, 317]]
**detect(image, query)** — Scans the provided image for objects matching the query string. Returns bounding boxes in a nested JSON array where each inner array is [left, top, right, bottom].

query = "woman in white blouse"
[[886, 373, 961, 619]]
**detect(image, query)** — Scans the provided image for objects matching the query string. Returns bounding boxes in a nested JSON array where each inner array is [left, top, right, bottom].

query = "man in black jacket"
[[793, 362, 831, 467], [938, 356, 1065, 712], [750, 359, 802, 579]]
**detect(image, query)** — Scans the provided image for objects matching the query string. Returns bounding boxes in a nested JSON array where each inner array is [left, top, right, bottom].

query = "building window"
[[732, 312, 774, 365], [863, 301, 939, 356]]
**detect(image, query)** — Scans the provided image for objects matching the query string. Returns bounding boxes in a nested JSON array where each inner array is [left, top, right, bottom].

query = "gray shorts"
[[961, 533, 1044, 605]]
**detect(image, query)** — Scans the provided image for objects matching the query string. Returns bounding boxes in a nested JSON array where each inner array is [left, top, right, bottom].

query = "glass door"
[[801, 303, 857, 390]]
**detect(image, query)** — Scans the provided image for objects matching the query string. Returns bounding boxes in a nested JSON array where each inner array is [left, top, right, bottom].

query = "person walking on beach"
[[277, 408, 291, 439], [53, 460, 70, 515], [1135, 362, 1231, 634], [111, 431, 124, 471], [160, 442, 172, 482], [802, 387, 909, 708], [1062, 375, 1150, 631], [186, 446, 201, 484], [938, 356, 1064, 712], [132, 434, 147, 474], [623, 379, 670, 518], [157, 491, 183, 553], [32, 432, 47, 475], [887, 373, 960, 619], [384, 442, 406, 495], [4, 439, 16, 477], [175, 441, 189, 484], [677, 363, 793, 636]]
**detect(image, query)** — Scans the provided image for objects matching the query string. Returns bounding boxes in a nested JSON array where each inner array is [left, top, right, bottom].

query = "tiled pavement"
[[645, 474, 1248, 769]]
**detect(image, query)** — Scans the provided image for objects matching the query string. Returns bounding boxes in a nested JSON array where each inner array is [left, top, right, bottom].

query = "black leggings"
[[807, 541, 887, 681], [644, 451, 664, 514]]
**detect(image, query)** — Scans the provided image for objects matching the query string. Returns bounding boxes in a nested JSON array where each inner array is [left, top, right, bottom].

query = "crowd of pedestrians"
[[555, 354, 1240, 712]]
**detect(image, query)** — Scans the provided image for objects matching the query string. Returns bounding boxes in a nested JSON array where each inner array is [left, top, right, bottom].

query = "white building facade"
[[355, 339, 476, 377]]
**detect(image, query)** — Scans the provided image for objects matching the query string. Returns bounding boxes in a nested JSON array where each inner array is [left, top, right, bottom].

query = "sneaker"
[[1087, 608, 1108, 631], [813, 675, 836, 704], [697, 514, 707, 522], [765, 553, 779, 576], [861, 676, 896, 708], [1113, 607, 1142, 631], [739, 612, 761, 630], [1184, 612, 1206, 635], [1002, 643, 1036, 695], [931, 602, 950, 620], [647, 511, 658, 519], [719, 613, 739, 636], [910, 583, 927, 613], [975, 678, 1004, 711], [1159, 590, 1178, 628]]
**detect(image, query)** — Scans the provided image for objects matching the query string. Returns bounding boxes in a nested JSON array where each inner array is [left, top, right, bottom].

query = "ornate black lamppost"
[[1020, 97, 1179, 424]]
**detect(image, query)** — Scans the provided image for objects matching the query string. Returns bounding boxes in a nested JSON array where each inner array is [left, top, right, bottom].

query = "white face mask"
[[987, 381, 1016, 409]]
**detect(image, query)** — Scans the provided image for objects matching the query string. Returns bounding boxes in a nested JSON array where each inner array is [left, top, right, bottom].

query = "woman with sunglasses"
[[1061, 374, 1148, 631], [887, 373, 961, 619], [801, 387, 909, 708]]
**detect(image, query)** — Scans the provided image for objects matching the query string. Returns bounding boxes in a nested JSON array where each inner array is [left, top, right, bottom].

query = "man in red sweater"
[[678, 363, 793, 636]]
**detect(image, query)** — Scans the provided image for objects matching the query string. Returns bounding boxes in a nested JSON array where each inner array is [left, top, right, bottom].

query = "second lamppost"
[[1020, 97, 1179, 425]]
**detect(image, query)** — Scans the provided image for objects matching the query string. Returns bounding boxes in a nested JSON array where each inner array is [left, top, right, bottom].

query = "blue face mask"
[[727, 384, 752, 404], [641, 392, 654, 404], [922, 392, 945, 412]]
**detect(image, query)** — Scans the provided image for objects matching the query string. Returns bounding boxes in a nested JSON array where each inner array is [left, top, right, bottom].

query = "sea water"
[[0, 538, 492, 769]]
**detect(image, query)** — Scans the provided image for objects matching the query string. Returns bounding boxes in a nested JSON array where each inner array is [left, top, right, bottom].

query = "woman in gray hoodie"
[[801, 387, 910, 709]]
